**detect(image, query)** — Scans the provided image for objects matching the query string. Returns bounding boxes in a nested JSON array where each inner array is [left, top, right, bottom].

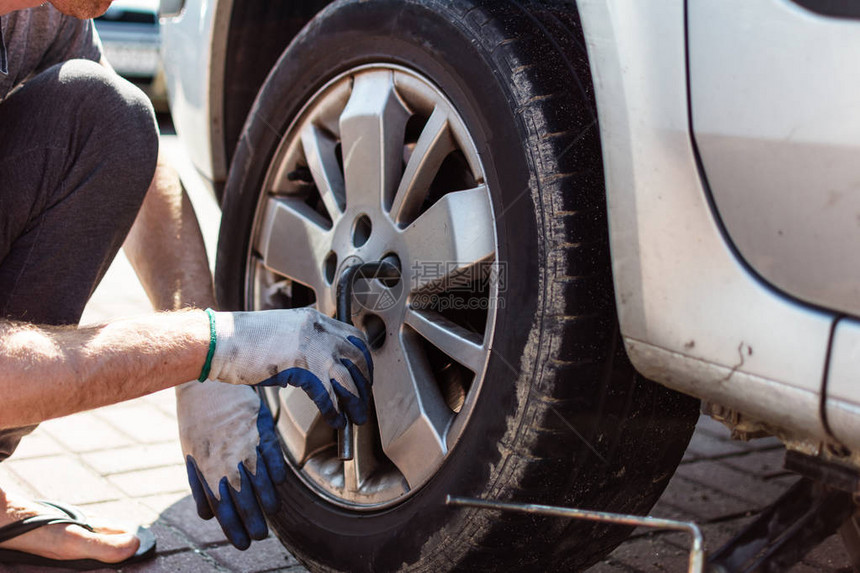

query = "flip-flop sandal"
[[0, 500, 156, 570]]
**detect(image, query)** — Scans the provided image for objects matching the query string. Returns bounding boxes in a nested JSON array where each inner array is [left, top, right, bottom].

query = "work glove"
[[202, 308, 374, 429], [176, 381, 286, 550]]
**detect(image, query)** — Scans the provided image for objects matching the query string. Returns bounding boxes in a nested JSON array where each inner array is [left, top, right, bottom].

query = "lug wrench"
[[335, 259, 400, 461]]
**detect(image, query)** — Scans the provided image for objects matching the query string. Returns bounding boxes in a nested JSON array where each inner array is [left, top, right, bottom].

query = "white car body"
[[161, 0, 860, 464], [159, 0, 231, 188]]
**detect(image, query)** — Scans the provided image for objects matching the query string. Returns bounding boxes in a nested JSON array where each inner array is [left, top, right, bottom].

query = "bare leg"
[[123, 153, 217, 312]]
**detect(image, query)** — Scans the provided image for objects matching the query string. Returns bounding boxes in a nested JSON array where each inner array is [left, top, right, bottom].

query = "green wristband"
[[198, 308, 217, 382]]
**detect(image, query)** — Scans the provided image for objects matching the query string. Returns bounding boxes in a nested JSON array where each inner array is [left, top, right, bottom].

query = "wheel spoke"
[[403, 185, 495, 291], [404, 308, 486, 373], [300, 123, 346, 221], [343, 419, 378, 493], [339, 70, 411, 211], [275, 386, 333, 466], [372, 330, 452, 489], [254, 196, 331, 294], [249, 257, 284, 310], [390, 106, 454, 226]]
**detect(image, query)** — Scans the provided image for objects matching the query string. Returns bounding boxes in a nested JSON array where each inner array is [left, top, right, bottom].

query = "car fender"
[[577, 0, 854, 448]]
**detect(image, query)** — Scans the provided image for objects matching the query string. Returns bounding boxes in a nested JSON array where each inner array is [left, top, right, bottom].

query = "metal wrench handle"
[[335, 260, 400, 461]]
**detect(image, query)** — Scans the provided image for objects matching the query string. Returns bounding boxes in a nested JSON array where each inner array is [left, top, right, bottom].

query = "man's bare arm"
[[0, 311, 209, 429]]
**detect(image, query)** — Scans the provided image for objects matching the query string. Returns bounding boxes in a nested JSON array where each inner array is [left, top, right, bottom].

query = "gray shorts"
[[0, 59, 158, 460]]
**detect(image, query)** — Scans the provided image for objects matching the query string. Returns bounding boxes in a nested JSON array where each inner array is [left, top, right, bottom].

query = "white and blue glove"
[[176, 382, 286, 550], [180, 308, 373, 549], [203, 308, 373, 428]]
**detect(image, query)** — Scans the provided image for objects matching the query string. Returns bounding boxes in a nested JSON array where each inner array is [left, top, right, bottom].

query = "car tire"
[[215, 0, 700, 571]]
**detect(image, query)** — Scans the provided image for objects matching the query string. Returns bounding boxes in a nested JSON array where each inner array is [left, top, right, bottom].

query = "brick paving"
[[0, 128, 852, 572]]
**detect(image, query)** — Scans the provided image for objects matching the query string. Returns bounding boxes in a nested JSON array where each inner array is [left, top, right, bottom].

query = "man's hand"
[[207, 308, 374, 429], [176, 381, 286, 550]]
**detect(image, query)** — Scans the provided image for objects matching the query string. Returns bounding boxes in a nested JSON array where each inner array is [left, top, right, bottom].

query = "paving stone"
[[646, 499, 694, 522], [743, 435, 785, 451], [80, 498, 159, 521], [9, 431, 65, 459], [137, 491, 188, 514], [675, 460, 787, 505], [603, 534, 692, 572], [107, 464, 190, 498], [4, 455, 124, 505], [79, 251, 150, 327], [132, 493, 210, 553], [768, 473, 801, 491], [788, 563, 839, 573], [207, 536, 299, 572], [591, 560, 635, 573], [682, 431, 748, 462], [82, 442, 182, 476], [151, 494, 229, 546], [0, 464, 39, 498], [654, 517, 754, 558], [147, 521, 199, 554], [659, 475, 752, 522], [94, 403, 179, 445], [719, 448, 787, 478], [623, 506, 756, 561], [40, 413, 133, 453], [122, 549, 225, 572], [698, 518, 755, 552], [801, 533, 852, 569]]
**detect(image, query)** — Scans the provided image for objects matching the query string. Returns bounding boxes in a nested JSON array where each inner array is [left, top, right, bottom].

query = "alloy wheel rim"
[[245, 64, 500, 509]]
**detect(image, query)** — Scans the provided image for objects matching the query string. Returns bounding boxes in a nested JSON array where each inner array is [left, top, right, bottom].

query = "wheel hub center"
[[329, 210, 406, 318]]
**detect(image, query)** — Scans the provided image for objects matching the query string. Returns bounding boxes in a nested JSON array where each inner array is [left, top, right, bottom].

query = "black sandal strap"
[[36, 501, 89, 524], [0, 501, 94, 544]]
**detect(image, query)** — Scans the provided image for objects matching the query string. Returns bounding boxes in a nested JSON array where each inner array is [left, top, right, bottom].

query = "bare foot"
[[0, 488, 140, 564]]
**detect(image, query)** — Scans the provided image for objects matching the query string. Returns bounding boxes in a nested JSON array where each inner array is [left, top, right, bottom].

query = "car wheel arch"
[[215, 0, 335, 202]]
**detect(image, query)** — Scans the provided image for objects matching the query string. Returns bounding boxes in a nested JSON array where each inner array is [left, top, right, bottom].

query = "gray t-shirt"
[[0, 5, 102, 101]]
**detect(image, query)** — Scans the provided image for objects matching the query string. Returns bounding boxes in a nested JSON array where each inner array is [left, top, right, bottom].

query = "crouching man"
[[0, 1, 372, 568]]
